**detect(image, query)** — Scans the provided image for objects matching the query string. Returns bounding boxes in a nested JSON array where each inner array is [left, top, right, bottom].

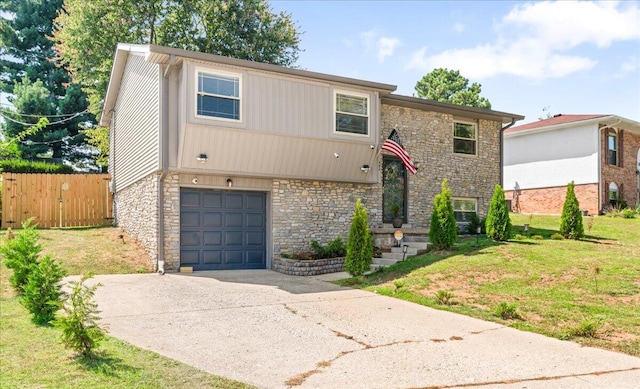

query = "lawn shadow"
[[512, 224, 612, 243], [76, 350, 139, 378]]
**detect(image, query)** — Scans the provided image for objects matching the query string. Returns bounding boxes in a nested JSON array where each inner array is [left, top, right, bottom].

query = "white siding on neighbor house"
[[504, 122, 599, 191], [179, 124, 379, 183], [182, 61, 380, 142], [112, 54, 161, 191]]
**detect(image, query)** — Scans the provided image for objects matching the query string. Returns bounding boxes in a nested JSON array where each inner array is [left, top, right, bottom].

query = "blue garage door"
[[180, 189, 266, 270]]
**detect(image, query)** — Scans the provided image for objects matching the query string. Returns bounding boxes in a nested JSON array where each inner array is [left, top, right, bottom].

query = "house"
[[100, 43, 523, 273], [504, 114, 640, 215]]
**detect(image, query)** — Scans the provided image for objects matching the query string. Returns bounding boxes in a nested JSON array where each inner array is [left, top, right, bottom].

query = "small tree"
[[345, 199, 373, 277], [560, 181, 584, 239], [486, 185, 512, 241], [0, 219, 42, 295], [54, 275, 105, 358], [23, 255, 67, 325], [429, 179, 458, 250]]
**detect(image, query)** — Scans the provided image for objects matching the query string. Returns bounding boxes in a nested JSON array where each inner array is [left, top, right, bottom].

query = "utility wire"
[[0, 109, 90, 127], [0, 103, 91, 118]]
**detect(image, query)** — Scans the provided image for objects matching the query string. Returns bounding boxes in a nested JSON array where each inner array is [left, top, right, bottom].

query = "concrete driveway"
[[91, 271, 640, 388]]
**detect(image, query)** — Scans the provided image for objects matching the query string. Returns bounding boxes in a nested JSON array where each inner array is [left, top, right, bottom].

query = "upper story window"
[[608, 133, 617, 166], [335, 92, 369, 135], [196, 70, 241, 121], [453, 122, 477, 155], [453, 198, 477, 222]]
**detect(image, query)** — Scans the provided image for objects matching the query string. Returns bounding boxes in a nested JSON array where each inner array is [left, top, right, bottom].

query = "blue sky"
[[271, 0, 640, 124]]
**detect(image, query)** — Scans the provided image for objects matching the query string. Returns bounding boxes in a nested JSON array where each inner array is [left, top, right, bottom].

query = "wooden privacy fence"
[[1, 173, 113, 229]]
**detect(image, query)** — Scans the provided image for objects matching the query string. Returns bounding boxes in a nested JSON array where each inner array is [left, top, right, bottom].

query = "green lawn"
[[0, 227, 253, 389], [339, 214, 640, 357]]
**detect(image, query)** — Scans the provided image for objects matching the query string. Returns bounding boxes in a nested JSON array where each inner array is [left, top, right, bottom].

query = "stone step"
[[372, 257, 403, 267], [394, 242, 430, 250]]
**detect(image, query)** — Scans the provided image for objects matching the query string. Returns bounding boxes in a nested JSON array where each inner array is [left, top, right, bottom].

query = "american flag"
[[381, 129, 417, 175]]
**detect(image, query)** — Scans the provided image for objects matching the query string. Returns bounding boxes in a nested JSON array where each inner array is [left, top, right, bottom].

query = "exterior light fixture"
[[361, 164, 370, 173], [524, 223, 529, 237], [334, 152, 340, 158], [196, 153, 208, 163], [226, 178, 233, 188], [402, 244, 408, 261], [476, 225, 481, 244]]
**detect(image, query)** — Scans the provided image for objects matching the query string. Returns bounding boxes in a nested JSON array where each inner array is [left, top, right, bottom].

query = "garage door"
[[180, 189, 266, 270]]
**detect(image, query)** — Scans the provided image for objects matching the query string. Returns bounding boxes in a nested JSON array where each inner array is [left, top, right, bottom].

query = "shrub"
[[434, 290, 456, 305], [0, 159, 74, 173], [568, 319, 601, 338], [559, 181, 584, 239], [494, 301, 521, 320], [54, 275, 105, 357], [22, 255, 67, 325], [0, 218, 42, 295], [531, 235, 544, 240], [622, 208, 636, 219], [429, 179, 458, 250], [345, 199, 373, 277], [550, 233, 564, 240], [465, 213, 486, 235], [513, 234, 526, 240], [486, 185, 512, 241], [310, 237, 346, 259]]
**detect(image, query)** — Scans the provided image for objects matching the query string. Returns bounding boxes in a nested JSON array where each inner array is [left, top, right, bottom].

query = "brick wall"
[[601, 128, 640, 208], [505, 183, 599, 215]]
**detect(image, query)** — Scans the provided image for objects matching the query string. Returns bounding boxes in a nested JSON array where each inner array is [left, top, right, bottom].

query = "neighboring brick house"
[[100, 43, 523, 272], [504, 114, 640, 215]]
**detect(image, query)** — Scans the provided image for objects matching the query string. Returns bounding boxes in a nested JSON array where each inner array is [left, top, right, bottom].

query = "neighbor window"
[[608, 133, 617, 166], [453, 122, 477, 155], [196, 71, 240, 120], [335, 92, 369, 135], [453, 198, 477, 222]]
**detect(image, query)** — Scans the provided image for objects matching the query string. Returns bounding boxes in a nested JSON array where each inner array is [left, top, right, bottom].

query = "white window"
[[453, 122, 477, 155], [196, 70, 241, 120], [608, 133, 617, 166], [609, 182, 618, 202], [453, 198, 477, 222], [335, 92, 369, 135]]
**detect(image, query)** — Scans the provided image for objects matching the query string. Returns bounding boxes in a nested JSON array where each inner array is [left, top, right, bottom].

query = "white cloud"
[[404, 1, 638, 80], [453, 22, 465, 34], [618, 57, 639, 77], [377, 37, 401, 62]]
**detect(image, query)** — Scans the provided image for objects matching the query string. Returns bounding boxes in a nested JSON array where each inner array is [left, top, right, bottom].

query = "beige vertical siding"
[[112, 54, 160, 191]]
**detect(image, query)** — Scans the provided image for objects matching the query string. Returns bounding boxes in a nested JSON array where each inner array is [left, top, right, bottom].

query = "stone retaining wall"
[[272, 255, 345, 276]]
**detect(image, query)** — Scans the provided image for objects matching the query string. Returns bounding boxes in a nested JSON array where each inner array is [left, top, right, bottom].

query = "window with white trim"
[[608, 133, 617, 166], [196, 70, 240, 120], [608, 182, 618, 203], [453, 198, 477, 222], [453, 122, 477, 155], [335, 92, 369, 135]]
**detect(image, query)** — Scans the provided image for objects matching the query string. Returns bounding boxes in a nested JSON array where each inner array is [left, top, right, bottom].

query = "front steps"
[[372, 240, 430, 268]]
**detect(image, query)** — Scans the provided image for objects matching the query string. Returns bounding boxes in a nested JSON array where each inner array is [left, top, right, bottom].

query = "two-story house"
[[100, 44, 523, 273], [504, 114, 640, 215]]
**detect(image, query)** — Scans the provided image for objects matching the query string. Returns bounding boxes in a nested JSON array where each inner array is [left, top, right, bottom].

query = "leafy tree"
[[415, 68, 491, 109], [0, 218, 42, 295], [345, 199, 373, 277], [429, 179, 458, 250], [560, 182, 584, 239], [486, 185, 512, 241], [23, 255, 67, 325], [53, 0, 301, 118], [0, 0, 96, 168]]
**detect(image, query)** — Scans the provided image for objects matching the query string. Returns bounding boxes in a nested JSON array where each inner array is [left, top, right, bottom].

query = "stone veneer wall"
[[272, 179, 380, 254], [162, 173, 181, 270], [272, 255, 345, 276], [601, 128, 640, 208], [114, 173, 159, 269], [381, 104, 502, 226], [505, 183, 599, 215]]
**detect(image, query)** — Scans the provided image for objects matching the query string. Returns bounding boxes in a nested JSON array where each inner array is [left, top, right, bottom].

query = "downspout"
[[500, 118, 517, 189], [156, 55, 175, 275]]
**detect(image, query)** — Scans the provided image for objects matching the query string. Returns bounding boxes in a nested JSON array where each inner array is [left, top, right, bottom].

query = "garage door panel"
[[246, 213, 264, 228], [180, 189, 266, 270], [203, 231, 222, 246], [203, 212, 222, 227], [181, 250, 200, 265], [203, 192, 223, 208], [203, 250, 222, 264], [181, 231, 200, 246]]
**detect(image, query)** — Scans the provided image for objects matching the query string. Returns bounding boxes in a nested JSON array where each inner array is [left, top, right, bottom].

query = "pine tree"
[[345, 199, 373, 277], [560, 182, 584, 239], [486, 185, 512, 241], [429, 179, 458, 250], [23, 255, 67, 325]]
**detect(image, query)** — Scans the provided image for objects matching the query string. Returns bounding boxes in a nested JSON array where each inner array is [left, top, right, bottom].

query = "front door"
[[382, 158, 407, 223]]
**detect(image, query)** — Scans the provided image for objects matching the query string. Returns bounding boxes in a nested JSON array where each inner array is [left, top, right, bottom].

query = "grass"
[[1, 227, 253, 389], [338, 214, 640, 357]]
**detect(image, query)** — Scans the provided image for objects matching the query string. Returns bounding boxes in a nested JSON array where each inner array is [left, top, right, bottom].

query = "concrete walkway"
[[90, 271, 640, 388]]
